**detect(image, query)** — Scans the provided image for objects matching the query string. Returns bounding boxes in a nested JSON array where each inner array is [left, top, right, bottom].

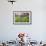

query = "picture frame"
[[13, 11, 32, 25]]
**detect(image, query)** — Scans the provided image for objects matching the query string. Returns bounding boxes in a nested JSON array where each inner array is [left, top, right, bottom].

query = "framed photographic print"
[[13, 11, 32, 25]]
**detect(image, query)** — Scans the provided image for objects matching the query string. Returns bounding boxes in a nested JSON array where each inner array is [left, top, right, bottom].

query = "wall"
[[0, 0, 46, 41]]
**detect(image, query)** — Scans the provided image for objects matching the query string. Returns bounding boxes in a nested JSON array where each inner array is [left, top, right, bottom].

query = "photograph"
[[13, 11, 32, 25]]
